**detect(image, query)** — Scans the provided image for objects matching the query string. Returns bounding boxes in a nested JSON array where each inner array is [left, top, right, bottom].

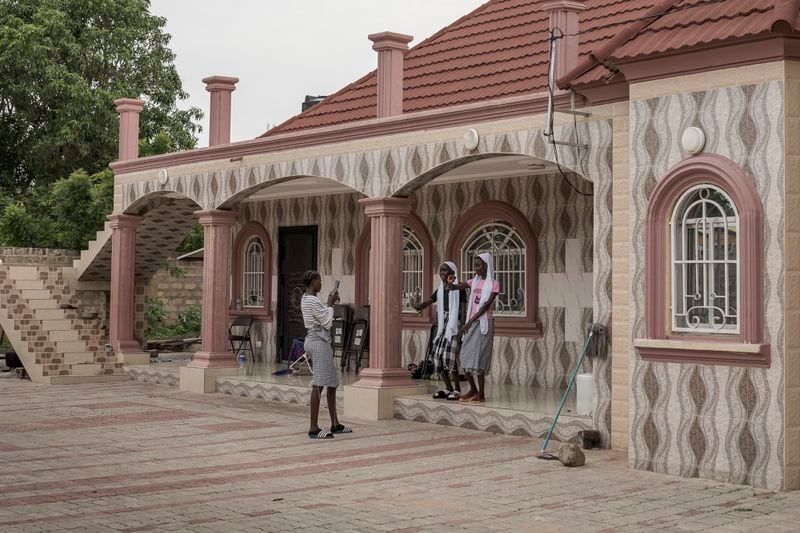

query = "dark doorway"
[[277, 225, 318, 361]]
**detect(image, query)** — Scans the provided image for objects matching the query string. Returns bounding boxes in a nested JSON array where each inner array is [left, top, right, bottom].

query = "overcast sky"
[[149, 1, 486, 146]]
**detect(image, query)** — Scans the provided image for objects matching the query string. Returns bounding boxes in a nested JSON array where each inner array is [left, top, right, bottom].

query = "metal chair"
[[229, 315, 255, 361]]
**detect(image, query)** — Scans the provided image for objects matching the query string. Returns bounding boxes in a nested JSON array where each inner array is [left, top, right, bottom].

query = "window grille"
[[671, 185, 739, 334], [401, 226, 424, 313], [242, 236, 264, 308], [460, 221, 526, 317]]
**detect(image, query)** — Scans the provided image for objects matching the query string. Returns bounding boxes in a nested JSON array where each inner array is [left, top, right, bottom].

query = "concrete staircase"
[[71, 220, 112, 280], [0, 265, 127, 384]]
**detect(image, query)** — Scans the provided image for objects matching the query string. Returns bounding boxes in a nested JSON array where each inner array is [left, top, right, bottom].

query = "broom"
[[537, 322, 607, 460]]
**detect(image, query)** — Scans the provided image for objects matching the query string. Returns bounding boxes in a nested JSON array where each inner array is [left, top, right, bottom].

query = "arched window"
[[447, 201, 542, 337], [671, 185, 739, 334], [402, 226, 425, 314], [460, 222, 526, 317], [232, 222, 272, 320], [637, 154, 768, 367], [355, 214, 433, 328], [242, 236, 265, 308]]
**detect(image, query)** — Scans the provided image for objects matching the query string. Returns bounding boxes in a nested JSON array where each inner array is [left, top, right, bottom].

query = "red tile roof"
[[564, 0, 800, 87], [263, 0, 799, 137]]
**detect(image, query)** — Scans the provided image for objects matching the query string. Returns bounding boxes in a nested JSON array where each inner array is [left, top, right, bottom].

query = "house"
[[3, 0, 800, 490]]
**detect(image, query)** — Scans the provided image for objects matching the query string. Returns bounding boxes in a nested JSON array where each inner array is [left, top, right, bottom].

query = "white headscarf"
[[437, 261, 461, 341], [466, 252, 495, 335]]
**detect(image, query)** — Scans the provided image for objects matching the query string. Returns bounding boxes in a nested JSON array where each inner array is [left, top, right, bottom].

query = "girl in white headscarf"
[[455, 253, 499, 402], [414, 261, 467, 400]]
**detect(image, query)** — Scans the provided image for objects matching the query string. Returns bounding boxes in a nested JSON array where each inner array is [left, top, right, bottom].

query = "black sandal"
[[331, 424, 353, 434], [432, 390, 448, 399], [308, 429, 334, 439]]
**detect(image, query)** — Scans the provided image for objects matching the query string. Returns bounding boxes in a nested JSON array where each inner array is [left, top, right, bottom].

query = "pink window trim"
[[641, 154, 769, 367], [232, 221, 273, 321], [355, 214, 434, 330], [446, 201, 543, 338]]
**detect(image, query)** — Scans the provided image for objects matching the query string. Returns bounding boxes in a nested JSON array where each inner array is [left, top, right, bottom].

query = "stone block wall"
[[0, 248, 78, 267], [144, 261, 204, 325]]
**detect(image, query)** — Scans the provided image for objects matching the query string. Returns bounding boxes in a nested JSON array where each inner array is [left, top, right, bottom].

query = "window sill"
[[494, 318, 543, 338], [401, 314, 433, 330], [634, 338, 770, 368], [230, 309, 273, 322]]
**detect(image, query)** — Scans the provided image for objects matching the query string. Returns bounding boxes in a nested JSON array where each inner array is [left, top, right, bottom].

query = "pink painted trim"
[[369, 32, 412, 119], [445, 201, 543, 338], [231, 221, 273, 321], [203, 76, 239, 147], [615, 35, 800, 85], [355, 214, 434, 329], [642, 154, 767, 367], [635, 342, 771, 368], [108, 213, 143, 230], [110, 91, 578, 175], [368, 32, 413, 51], [114, 98, 144, 161], [543, 1, 585, 81]]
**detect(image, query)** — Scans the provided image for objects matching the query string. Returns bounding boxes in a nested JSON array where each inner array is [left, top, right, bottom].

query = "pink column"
[[543, 1, 585, 80], [355, 197, 416, 388], [189, 209, 239, 369], [367, 32, 413, 118], [202, 76, 239, 146], [109, 214, 143, 354], [113, 98, 145, 160]]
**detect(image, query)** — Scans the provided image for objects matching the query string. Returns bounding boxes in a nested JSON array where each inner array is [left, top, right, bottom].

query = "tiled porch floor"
[[127, 355, 593, 443]]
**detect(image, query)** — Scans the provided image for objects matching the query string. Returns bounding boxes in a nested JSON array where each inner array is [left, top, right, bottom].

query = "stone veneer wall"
[[145, 261, 204, 325], [0, 248, 78, 267], [628, 77, 785, 488], [237, 172, 594, 392]]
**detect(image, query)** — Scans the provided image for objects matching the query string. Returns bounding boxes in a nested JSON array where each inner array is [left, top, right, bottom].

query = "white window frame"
[[460, 221, 526, 317], [670, 184, 740, 334], [401, 226, 424, 313], [242, 236, 264, 308]]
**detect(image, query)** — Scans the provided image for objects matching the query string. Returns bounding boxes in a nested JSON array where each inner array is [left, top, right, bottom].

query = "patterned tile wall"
[[629, 81, 785, 488], [240, 173, 596, 390]]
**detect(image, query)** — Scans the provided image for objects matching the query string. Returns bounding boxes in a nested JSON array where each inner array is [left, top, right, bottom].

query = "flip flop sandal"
[[432, 390, 448, 399], [331, 424, 353, 434], [469, 396, 486, 403], [459, 392, 477, 402], [446, 392, 461, 401], [308, 429, 334, 439]]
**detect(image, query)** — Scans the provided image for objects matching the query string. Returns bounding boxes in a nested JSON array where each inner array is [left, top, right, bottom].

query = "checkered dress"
[[301, 294, 340, 388], [459, 319, 494, 376], [431, 311, 459, 375]]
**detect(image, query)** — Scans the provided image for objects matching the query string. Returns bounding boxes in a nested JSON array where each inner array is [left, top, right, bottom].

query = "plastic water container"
[[238, 352, 247, 367], [576, 373, 593, 416]]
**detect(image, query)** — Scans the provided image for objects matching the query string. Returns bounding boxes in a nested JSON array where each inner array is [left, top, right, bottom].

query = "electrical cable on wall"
[[546, 28, 592, 197]]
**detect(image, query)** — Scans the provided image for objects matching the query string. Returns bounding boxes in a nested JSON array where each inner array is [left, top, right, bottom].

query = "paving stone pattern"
[[1, 380, 799, 532]]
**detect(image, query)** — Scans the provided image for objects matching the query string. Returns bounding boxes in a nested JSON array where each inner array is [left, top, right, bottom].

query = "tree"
[[0, 0, 202, 193], [0, 168, 113, 250]]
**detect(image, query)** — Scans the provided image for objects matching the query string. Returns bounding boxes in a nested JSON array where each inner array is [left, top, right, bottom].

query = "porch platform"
[[126, 357, 594, 443]]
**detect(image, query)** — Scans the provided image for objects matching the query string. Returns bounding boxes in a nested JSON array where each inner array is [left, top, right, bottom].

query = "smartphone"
[[333, 280, 340, 292]]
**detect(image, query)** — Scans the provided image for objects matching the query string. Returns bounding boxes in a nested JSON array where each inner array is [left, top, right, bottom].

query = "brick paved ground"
[[1, 380, 800, 532]]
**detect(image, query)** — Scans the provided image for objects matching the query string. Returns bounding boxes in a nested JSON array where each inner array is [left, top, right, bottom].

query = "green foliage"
[[0, 0, 202, 192], [164, 261, 186, 279], [145, 297, 167, 328], [176, 223, 204, 254], [146, 298, 201, 340], [0, 168, 114, 249]]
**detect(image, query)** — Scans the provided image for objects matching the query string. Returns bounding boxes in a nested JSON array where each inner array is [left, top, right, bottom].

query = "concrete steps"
[[0, 265, 127, 385], [72, 221, 112, 280]]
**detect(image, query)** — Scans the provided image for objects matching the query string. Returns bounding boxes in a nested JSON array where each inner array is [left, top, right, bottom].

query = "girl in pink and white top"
[[452, 252, 499, 402]]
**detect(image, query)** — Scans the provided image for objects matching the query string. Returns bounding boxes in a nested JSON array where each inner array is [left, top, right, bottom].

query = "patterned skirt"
[[431, 311, 459, 375], [305, 332, 340, 388], [459, 319, 494, 376]]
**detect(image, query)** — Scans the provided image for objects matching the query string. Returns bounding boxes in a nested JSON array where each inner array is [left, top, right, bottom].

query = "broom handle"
[[540, 329, 594, 453]]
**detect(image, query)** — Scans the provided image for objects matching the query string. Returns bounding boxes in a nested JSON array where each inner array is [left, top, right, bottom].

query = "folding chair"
[[229, 315, 255, 361], [287, 338, 313, 374]]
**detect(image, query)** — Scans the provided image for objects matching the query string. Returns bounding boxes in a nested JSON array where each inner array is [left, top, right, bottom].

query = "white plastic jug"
[[576, 373, 593, 417]]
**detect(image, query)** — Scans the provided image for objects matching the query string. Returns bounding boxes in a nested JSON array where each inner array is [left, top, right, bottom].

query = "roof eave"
[[110, 90, 575, 176]]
